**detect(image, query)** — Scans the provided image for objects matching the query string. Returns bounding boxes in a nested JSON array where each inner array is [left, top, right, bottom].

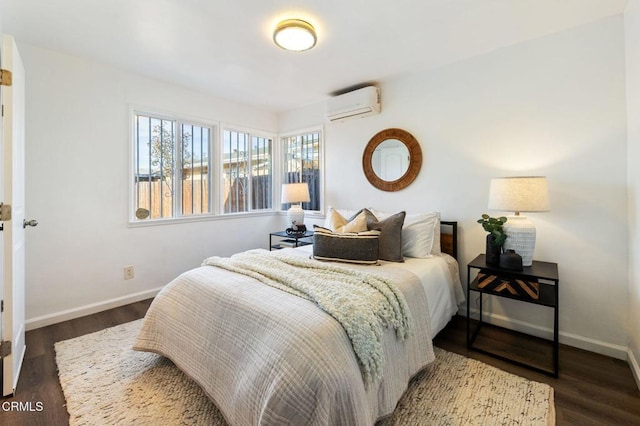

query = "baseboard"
[[25, 287, 163, 331], [25, 291, 636, 368], [463, 307, 629, 361], [629, 348, 640, 391]]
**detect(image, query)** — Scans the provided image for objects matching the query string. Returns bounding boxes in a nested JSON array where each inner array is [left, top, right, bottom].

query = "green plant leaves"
[[478, 214, 508, 246]]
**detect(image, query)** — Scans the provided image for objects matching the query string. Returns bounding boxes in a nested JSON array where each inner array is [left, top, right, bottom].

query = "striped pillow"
[[312, 226, 380, 264]]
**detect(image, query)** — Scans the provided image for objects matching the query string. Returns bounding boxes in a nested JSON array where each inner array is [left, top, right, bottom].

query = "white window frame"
[[278, 126, 324, 216], [220, 124, 276, 215], [128, 107, 320, 226], [129, 107, 219, 225]]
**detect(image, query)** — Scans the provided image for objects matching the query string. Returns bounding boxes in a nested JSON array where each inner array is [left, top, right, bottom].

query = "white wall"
[[21, 44, 281, 327], [17, 14, 633, 362], [281, 16, 629, 358], [625, 0, 640, 386]]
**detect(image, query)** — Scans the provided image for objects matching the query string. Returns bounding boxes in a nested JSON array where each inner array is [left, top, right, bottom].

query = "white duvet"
[[295, 245, 465, 336], [134, 247, 463, 425]]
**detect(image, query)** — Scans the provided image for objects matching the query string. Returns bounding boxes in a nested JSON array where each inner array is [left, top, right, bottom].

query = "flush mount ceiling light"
[[273, 19, 317, 51]]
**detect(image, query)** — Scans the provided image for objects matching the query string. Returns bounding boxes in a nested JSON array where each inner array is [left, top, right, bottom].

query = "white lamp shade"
[[488, 176, 549, 214], [281, 183, 310, 204]]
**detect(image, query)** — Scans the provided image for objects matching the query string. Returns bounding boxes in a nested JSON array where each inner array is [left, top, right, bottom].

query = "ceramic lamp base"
[[287, 204, 305, 227], [503, 215, 536, 267]]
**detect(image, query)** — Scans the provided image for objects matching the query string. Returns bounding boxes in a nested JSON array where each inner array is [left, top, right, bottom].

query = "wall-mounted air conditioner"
[[326, 86, 380, 122]]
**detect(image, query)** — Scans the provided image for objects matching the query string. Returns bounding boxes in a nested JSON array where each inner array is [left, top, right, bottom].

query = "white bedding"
[[381, 253, 465, 335], [135, 246, 464, 425], [295, 244, 465, 336]]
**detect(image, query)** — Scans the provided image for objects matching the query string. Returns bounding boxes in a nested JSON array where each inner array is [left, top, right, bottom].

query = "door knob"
[[23, 219, 38, 228]]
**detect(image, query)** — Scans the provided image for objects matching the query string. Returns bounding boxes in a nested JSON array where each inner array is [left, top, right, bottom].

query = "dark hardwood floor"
[[1, 299, 153, 426], [1, 302, 639, 425], [434, 317, 640, 425]]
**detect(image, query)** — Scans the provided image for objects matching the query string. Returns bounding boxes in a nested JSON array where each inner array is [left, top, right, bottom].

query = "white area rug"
[[55, 320, 555, 425]]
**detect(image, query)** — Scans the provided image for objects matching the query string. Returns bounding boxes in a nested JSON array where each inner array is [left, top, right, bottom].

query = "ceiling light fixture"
[[273, 19, 317, 51]]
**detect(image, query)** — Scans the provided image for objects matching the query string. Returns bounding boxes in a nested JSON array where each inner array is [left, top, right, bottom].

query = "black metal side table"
[[466, 254, 560, 377], [269, 230, 314, 251]]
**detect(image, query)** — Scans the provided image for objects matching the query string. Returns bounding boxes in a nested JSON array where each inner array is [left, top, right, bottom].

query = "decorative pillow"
[[370, 209, 440, 258], [312, 226, 380, 264], [363, 209, 406, 262], [324, 207, 368, 233], [323, 206, 361, 225]]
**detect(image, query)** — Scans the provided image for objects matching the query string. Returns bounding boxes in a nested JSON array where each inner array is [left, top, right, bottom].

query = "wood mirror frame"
[[362, 128, 422, 192]]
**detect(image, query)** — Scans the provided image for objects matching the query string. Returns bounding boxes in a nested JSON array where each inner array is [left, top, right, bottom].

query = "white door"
[[0, 34, 28, 397], [374, 145, 409, 181]]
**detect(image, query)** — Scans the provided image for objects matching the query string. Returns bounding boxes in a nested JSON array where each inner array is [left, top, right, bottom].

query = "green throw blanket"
[[202, 249, 413, 384]]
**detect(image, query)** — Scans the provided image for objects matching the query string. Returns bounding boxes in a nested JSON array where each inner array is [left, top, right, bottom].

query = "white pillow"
[[370, 209, 441, 258], [431, 213, 442, 255]]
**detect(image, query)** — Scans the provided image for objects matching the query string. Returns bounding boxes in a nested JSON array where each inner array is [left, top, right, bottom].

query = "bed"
[[134, 213, 464, 425]]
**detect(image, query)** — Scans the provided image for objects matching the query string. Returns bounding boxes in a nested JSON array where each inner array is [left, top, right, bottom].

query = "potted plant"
[[477, 214, 507, 265]]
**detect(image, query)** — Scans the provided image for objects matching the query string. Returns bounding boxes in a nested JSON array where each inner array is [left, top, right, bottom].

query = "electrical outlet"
[[124, 266, 134, 280]]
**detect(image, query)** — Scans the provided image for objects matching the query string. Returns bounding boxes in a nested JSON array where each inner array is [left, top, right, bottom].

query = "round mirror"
[[371, 139, 409, 181], [362, 128, 422, 191]]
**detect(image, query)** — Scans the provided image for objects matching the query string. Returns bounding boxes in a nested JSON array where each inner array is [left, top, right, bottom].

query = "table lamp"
[[281, 183, 310, 226], [488, 176, 549, 266]]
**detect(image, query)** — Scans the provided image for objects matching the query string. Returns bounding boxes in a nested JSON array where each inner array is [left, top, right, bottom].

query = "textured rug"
[[55, 320, 555, 426]]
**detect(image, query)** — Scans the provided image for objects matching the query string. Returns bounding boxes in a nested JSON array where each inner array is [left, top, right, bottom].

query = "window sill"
[[128, 209, 325, 229], [127, 210, 277, 228]]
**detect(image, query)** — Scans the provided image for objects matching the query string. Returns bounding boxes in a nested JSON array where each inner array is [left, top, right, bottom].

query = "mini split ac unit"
[[326, 86, 381, 122]]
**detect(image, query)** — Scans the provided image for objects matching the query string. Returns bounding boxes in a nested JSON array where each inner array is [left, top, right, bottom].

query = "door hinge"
[[0, 340, 11, 358], [0, 69, 12, 86], [0, 299, 3, 312], [0, 203, 11, 221]]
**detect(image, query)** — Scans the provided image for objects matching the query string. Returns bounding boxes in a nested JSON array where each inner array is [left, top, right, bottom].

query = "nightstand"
[[466, 254, 559, 377], [269, 230, 314, 251]]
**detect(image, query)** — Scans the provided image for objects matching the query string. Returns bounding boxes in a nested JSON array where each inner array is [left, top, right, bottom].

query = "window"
[[181, 123, 211, 215], [222, 129, 273, 213], [282, 129, 322, 212], [131, 110, 313, 224], [133, 112, 213, 221]]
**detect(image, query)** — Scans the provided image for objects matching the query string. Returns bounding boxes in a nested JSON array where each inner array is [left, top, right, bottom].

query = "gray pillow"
[[312, 225, 380, 264], [364, 209, 406, 262]]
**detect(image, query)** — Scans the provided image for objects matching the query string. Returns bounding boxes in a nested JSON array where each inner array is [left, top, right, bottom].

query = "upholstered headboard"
[[440, 221, 458, 259]]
